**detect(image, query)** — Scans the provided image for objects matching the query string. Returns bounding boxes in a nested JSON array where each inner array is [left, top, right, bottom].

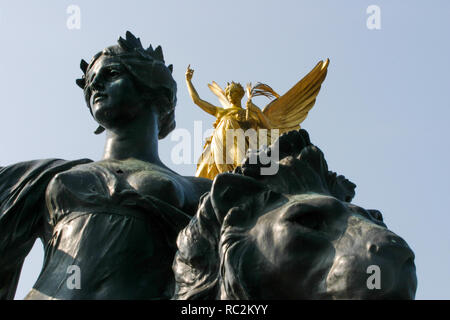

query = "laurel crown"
[[76, 31, 173, 89]]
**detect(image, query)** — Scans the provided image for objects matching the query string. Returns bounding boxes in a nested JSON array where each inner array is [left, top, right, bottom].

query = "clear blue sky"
[[0, 0, 448, 299]]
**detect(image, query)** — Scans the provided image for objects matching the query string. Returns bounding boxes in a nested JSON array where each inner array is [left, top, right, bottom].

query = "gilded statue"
[[185, 59, 329, 179]]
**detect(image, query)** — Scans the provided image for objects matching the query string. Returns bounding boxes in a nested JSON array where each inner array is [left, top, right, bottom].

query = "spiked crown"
[[76, 32, 177, 137]]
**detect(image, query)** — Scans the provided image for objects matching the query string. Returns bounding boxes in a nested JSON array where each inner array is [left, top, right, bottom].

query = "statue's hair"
[[225, 81, 245, 100], [76, 31, 177, 139], [173, 129, 357, 299]]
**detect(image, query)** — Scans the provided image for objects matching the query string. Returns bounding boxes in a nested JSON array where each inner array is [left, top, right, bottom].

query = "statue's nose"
[[367, 233, 415, 265], [90, 74, 105, 91]]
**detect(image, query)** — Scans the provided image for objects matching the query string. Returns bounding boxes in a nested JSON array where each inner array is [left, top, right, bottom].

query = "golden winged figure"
[[186, 59, 329, 180]]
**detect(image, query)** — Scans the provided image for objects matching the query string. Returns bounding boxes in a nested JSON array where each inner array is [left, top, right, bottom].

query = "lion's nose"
[[367, 234, 415, 265]]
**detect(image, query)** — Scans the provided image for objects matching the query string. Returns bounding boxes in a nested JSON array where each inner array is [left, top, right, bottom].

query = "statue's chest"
[[124, 169, 185, 207], [47, 161, 186, 212], [103, 161, 186, 209]]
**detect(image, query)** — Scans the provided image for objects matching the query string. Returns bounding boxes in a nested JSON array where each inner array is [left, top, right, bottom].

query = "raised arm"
[[185, 65, 223, 118], [246, 99, 272, 129]]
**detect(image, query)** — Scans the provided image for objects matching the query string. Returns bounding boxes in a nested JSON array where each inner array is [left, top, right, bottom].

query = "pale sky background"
[[0, 0, 448, 299]]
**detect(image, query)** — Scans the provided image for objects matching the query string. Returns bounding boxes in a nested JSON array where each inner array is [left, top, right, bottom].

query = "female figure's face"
[[86, 55, 147, 129], [227, 87, 244, 106]]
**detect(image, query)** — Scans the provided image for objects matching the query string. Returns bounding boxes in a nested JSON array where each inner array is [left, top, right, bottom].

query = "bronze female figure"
[[0, 32, 211, 300]]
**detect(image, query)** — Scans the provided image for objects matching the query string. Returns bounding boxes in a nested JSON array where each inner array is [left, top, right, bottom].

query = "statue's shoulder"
[[0, 158, 93, 177]]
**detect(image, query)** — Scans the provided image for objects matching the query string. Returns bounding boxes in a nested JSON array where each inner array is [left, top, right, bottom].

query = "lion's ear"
[[210, 173, 267, 222]]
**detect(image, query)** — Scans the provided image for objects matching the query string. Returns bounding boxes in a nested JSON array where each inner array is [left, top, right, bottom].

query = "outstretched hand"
[[186, 64, 194, 81]]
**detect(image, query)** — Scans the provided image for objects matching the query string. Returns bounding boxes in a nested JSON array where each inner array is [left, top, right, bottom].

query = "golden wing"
[[261, 59, 329, 134], [208, 81, 232, 109]]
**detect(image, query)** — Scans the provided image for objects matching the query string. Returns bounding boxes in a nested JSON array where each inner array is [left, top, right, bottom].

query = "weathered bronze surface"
[[0, 32, 211, 300], [0, 32, 416, 300], [173, 130, 417, 299]]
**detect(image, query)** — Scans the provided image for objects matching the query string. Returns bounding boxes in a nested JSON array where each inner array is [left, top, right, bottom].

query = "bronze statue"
[[173, 130, 417, 299], [0, 32, 211, 300], [1, 32, 417, 301], [185, 60, 329, 180]]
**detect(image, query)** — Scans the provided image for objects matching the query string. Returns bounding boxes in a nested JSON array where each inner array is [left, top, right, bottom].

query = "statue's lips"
[[93, 93, 107, 104]]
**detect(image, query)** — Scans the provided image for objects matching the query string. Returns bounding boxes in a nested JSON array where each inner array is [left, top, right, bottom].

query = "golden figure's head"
[[225, 81, 245, 107]]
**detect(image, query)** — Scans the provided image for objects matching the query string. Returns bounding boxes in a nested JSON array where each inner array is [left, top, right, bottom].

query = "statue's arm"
[[0, 158, 92, 299], [185, 67, 223, 118], [0, 164, 44, 299], [247, 100, 272, 129], [0, 226, 42, 300]]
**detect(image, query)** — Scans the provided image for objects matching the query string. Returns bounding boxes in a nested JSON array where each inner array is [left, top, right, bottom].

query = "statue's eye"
[[368, 210, 383, 222], [348, 205, 385, 226], [285, 204, 326, 231], [105, 68, 120, 78], [292, 212, 324, 231], [110, 70, 120, 77]]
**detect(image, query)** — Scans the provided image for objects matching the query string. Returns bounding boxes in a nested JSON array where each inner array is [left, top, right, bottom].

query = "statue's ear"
[[210, 173, 266, 223]]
